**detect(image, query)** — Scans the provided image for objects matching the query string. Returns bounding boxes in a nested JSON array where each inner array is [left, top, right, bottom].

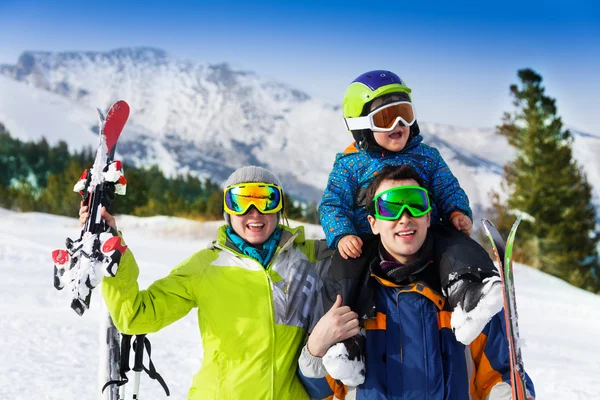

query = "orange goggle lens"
[[371, 102, 415, 130], [344, 101, 416, 132], [223, 182, 283, 215]]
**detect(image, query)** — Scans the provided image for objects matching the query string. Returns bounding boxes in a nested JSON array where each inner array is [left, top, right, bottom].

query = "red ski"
[[52, 99, 130, 314]]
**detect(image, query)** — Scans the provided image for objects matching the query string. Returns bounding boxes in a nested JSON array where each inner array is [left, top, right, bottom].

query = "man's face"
[[367, 179, 430, 264]]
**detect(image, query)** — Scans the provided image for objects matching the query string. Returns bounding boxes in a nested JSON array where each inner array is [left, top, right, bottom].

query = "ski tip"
[[510, 214, 524, 232], [481, 218, 495, 229], [110, 100, 130, 114], [105, 101, 130, 127]]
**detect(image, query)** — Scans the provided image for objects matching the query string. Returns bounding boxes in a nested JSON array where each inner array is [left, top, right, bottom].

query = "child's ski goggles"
[[373, 186, 431, 220], [223, 182, 284, 216], [344, 101, 416, 132]]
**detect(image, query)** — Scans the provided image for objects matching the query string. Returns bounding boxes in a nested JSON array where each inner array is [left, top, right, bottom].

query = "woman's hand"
[[79, 201, 117, 230]]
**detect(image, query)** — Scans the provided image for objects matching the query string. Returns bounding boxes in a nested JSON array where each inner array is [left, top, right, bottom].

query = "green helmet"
[[342, 70, 413, 119], [342, 70, 420, 150]]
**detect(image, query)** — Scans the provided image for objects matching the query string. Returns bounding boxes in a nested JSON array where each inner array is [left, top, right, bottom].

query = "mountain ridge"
[[1, 48, 598, 221]]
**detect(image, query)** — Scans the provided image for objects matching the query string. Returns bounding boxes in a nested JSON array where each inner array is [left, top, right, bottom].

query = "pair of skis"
[[52, 101, 165, 399], [52, 100, 129, 400], [94, 101, 131, 400], [481, 216, 528, 400], [52, 100, 130, 315]]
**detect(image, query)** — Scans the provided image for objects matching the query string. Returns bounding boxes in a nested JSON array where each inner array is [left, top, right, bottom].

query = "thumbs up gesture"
[[307, 295, 360, 357]]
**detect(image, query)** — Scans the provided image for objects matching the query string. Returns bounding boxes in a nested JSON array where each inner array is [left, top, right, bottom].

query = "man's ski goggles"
[[223, 182, 283, 216], [344, 101, 416, 132], [373, 186, 431, 220]]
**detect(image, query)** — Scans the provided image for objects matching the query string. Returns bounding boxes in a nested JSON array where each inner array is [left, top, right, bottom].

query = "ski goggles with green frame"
[[373, 186, 431, 220], [344, 101, 416, 132], [223, 182, 284, 216]]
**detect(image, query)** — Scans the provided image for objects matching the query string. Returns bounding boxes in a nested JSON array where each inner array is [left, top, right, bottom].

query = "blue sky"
[[1, 0, 598, 132]]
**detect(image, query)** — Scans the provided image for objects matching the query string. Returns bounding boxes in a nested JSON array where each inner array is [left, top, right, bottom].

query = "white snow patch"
[[322, 342, 365, 387], [451, 276, 504, 345], [1, 208, 600, 398]]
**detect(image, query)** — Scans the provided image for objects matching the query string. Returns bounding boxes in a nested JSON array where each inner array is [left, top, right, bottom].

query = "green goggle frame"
[[373, 185, 431, 220]]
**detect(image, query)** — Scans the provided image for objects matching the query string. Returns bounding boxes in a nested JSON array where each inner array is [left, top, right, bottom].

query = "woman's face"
[[229, 206, 278, 245]]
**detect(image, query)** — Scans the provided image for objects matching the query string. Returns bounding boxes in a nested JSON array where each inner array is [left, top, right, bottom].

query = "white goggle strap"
[[344, 116, 372, 131]]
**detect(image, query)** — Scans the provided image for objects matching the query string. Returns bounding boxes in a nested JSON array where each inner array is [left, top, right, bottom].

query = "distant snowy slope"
[[0, 49, 346, 200], [0, 208, 598, 399], [1, 48, 599, 220], [0, 75, 96, 151]]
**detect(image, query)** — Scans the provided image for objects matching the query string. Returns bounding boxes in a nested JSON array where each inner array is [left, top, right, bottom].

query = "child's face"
[[370, 96, 411, 152]]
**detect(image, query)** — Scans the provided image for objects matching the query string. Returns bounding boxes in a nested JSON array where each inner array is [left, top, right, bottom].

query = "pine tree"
[[38, 160, 83, 216], [492, 68, 600, 291], [204, 190, 224, 220], [283, 193, 303, 220]]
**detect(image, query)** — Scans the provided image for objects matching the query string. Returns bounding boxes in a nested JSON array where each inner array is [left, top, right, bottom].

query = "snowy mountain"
[[0, 48, 342, 201], [1, 208, 599, 399], [1, 47, 599, 221]]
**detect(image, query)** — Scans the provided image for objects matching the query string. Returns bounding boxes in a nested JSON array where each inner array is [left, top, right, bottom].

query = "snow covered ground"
[[0, 208, 599, 399]]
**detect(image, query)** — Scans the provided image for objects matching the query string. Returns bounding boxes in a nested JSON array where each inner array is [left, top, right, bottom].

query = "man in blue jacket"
[[299, 164, 535, 399]]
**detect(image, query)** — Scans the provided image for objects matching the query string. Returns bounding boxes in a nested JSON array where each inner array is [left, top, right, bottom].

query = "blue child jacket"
[[319, 135, 472, 248]]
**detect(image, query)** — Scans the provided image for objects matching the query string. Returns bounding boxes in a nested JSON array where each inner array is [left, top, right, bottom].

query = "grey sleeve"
[[298, 343, 327, 378]]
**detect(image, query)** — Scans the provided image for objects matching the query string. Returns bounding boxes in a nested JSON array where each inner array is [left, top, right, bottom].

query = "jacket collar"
[[213, 224, 305, 258], [371, 230, 434, 286]]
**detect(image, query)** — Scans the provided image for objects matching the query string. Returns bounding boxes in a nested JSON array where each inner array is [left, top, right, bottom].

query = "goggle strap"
[[344, 116, 370, 130]]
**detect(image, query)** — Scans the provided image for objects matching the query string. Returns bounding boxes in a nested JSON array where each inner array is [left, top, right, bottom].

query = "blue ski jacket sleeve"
[[319, 137, 472, 249]]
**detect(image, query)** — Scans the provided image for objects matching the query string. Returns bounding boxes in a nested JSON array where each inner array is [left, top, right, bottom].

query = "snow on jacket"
[[298, 238, 535, 399], [101, 224, 332, 400], [319, 135, 472, 248]]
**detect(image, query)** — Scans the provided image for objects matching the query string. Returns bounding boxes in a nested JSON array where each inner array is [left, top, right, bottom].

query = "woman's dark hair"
[[365, 165, 426, 215]]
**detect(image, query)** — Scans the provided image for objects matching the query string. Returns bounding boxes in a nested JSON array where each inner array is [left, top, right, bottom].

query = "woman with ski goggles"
[[87, 166, 355, 400]]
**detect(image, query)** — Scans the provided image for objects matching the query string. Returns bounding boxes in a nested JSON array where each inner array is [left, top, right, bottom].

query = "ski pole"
[[119, 334, 132, 400], [132, 334, 146, 399]]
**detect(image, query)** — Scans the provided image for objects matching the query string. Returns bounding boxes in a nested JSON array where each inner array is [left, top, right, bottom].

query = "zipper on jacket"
[[263, 268, 276, 400], [263, 231, 298, 399], [395, 289, 403, 365], [214, 233, 299, 400]]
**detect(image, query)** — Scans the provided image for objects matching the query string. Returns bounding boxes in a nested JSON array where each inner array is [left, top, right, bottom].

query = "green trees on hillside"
[[490, 68, 599, 292], [0, 129, 224, 219], [0, 126, 319, 224]]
